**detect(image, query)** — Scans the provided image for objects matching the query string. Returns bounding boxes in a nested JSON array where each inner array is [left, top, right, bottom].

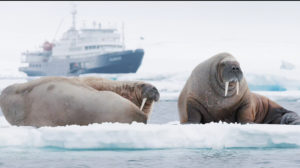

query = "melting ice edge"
[[0, 117, 300, 150]]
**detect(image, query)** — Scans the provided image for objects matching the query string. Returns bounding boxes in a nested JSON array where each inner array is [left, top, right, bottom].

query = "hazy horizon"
[[1, 1, 300, 75]]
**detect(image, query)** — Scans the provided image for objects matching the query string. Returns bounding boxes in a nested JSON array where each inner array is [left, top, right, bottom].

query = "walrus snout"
[[221, 61, 243, 83], [141, 84, 160, 102], [231, 65, 240, 73], [219, 61, 243, 96]]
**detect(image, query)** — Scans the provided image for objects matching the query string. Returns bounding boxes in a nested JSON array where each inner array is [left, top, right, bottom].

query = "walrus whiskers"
[[140, 98, 147, 110], [236, 81, 239, 95], [225, 82, 229, 97]]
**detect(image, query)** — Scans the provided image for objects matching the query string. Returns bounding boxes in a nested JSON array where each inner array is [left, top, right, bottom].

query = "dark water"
[[1, 147, 300, 168], [1, 100, 300, 168], [149, 100, 300, 124]]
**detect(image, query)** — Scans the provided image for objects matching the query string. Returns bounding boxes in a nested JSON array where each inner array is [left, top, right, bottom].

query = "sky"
[[1, 1, 300, 75]]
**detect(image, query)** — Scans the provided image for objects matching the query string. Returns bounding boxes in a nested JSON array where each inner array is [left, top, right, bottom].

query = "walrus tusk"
[[225, 82, 229, 97], [236, 81, 239, 95], [140, 98, 147, 111]]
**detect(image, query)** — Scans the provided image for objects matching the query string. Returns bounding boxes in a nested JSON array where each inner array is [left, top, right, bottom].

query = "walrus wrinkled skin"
[[178, 52, 300, 125], [0, 76, 159, 127]]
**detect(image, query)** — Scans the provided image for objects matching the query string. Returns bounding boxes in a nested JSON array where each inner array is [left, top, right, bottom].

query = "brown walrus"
[[0, 76, 160, 127], [178, 52, 300, 124]]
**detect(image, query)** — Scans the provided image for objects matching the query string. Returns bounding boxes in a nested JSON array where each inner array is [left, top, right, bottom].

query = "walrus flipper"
[[280, 111, 300, 125], [261, 97, 300, 125], [265, 107, 300, 125], [186, 102, 201, 124], [185, 99, 204, 124]]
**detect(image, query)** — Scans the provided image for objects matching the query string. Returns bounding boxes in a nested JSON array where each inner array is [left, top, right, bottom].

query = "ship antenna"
[[71, 3, 77, 30]]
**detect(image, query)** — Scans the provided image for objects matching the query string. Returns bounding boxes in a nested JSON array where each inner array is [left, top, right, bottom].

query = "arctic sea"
[[0, 71, 300, 168]]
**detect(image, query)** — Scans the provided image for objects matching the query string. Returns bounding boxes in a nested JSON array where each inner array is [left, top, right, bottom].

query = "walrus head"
[[141, 84, 160, 102], [217, 56, 243, 97], [138, 84, 160, 111]]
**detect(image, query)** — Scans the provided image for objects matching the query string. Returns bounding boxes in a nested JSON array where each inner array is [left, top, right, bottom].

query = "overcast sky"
[[1, 1, 300, 74]]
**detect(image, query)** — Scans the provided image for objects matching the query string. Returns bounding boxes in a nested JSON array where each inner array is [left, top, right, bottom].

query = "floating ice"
[[0, 116, 300, 150], [0, 71, 297, 97], [280, 60, 295, 70]]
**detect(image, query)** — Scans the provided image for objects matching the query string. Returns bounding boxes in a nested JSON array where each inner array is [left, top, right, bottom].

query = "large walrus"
[[178, 52, 300, 124], [0, 76, 159, 127]]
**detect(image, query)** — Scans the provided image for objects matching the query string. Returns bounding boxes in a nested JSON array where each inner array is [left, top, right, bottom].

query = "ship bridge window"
[[30, 64, 41, 68], [85, 45, 102, 50]]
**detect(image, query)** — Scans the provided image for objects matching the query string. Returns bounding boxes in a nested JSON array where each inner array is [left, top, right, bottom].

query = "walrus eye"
[[140, 84, 146, 88]]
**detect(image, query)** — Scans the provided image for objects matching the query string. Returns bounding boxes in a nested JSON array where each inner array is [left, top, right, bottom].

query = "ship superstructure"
[[19, 6, 144, 76]]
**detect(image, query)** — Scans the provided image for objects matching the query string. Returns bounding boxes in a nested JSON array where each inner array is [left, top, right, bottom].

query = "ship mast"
[[70, 3, 78, 47], [71, 4, 77, 30]]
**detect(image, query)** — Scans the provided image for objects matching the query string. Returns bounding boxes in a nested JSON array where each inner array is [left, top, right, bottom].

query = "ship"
[[19, 6, 144, 76]]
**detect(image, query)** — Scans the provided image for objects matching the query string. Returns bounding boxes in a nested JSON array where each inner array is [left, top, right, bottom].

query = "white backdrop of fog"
[[0, 1, 300, 76]]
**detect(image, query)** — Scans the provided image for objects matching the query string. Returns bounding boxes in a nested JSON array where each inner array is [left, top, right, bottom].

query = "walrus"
[[0, 76, 160, 127], [178, 52, 300, 124]]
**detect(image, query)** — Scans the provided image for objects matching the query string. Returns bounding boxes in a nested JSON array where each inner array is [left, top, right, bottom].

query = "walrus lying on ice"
[[0, 76, 159, 127], [178, 52, 300, 124]]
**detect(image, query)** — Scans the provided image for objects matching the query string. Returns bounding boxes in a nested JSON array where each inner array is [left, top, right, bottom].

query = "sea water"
[[0, 73, 300, 168]]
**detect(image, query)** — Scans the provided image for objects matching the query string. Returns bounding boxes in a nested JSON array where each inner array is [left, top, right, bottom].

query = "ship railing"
[[21, 51, 51, 63], [53, 49, 123, 59], [53, 52, 101, 59]]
